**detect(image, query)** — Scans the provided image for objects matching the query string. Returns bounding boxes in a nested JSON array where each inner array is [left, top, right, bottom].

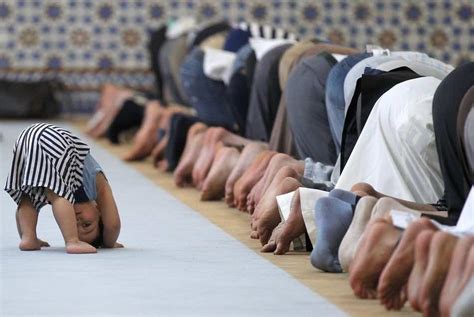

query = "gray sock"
[[328, 188, 357, 205], [310, 196, 353, 273]]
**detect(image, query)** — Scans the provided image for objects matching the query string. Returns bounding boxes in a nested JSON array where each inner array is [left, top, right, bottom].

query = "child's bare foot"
[[349, 218, 401, 299], [201, 146, 240, 201], [225, 142, 268, 207], [66, 240, 97, 254], [19, 237, 50, 251]]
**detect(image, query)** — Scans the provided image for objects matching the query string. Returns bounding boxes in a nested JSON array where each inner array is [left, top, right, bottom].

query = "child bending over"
[[5, 123, 122, 253]]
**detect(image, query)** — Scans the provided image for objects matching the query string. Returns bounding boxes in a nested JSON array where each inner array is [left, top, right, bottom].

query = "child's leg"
[[45, 190, 97, 254], [16, 195, 49, 250]]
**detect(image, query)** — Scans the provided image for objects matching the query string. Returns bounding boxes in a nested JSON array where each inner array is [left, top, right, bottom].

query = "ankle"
[[65, 238, 80, 245], [21, 233, 38, 242]]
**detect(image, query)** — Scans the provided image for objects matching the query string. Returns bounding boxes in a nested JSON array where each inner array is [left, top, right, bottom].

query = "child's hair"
[[90, 220, 104, 248]]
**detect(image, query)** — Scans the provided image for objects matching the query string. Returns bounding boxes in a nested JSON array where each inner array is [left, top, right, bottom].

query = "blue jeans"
[[180, 47, 236, 129], [325, 53, 370, 153]]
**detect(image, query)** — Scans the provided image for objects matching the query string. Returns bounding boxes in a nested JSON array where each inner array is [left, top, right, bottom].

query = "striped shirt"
[[5, 123, 90, 211]]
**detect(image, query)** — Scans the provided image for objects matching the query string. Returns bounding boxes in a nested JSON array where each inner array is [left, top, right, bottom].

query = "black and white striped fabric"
[[5, 123, 90, 211], [237, 22, 298, 41]]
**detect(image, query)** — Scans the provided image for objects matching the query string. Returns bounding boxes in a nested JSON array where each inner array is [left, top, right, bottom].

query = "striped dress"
[[5, 123, 90, 211]]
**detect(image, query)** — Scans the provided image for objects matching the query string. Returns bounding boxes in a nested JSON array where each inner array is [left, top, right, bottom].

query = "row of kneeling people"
[[41, 18, 473, 316]]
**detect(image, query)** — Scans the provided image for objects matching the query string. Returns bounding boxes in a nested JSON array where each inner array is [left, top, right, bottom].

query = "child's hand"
[[113, 242, 124, 248]]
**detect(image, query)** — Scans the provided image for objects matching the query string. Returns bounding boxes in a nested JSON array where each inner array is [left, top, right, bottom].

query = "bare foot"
[[19, 237, 50, 251], [378, 218, 438, 310], [339, 196, 378, 273], [261, 222, 284, 253], [225, 142, 268, 207], [123, 100, 163, 161], [439, 236, 474, 317], [201, 146, 240, 201], [87, 84, 134, 138], [151, 135, 169, 168], [256, 153, 303, 205], [348, 218, 401, 299], [273, 189, 306, 255], [174, 123, 208, 187], [246, 179, 264, 214], [407, 230, 434, 311], [233, 150, 277, 211], [192, 127, 249, 190], [418, 231, 458, 317], [66, 240, 97, 254], [253, 176, 301, 245]]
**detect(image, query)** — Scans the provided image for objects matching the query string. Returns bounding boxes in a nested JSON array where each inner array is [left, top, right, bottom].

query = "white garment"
[[391, 187, 474, 236], [203, 48, 236, 85], [166, 17, 197, 39], [276, 188, 328, 247], [336, 77, 444, 203], [249, 37, 295, 61], [343, 52, 453, 113], [376, 59, 450, 81]]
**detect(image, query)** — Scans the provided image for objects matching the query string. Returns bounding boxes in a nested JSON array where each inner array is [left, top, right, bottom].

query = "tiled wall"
[[0, 0, 472, 112]]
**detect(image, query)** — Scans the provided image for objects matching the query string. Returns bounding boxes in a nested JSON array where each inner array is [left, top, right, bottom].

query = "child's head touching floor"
[[5, 123, 122, 253], [74, 201, 103, 246]]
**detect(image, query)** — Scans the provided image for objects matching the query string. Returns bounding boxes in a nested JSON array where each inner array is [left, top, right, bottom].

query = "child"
[[5, 123, 122, 253]]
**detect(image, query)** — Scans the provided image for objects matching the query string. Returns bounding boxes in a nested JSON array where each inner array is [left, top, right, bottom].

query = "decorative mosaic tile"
[[0, 0, 472, 112]]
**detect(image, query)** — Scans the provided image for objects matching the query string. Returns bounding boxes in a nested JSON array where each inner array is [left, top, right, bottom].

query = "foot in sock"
[[271, 189, 306, 255], [418, 231, 458, 316], [310, 196, 353, 273], [328, 189, 358, 205], [439, 236, 474, 317], [378, 218, 438, 310], [225, 142, 268, 207], [348, 218, 401, 299], [339, 196, 378, 273], [233, 151, 277, 212], [201, 146, 240, 201], [123, 100, 163, 161], [252, 175, 301, 244], [174, 123, 208, 187]]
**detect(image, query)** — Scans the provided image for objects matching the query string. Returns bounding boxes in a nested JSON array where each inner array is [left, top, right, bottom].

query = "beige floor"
[[76, 120, 419, 317]]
